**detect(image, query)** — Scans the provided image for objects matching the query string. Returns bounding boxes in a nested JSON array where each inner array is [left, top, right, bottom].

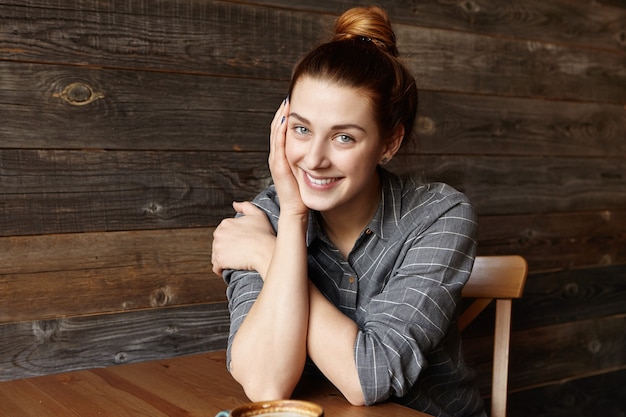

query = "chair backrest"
[[459, 255, 528, 417]]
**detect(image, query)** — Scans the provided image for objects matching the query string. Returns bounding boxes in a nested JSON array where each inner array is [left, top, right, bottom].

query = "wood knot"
[[461, 1, 480, 13], [165, 325, 179, 335], [563, 282, 579, 298], [54, 82, 104, 106], [143, 201, 163, 217], [114, 352, 129, 364], [32, 320, 59, 341], [599, 254, 612, 265], [416, 116, 436, 135], [150, 286, 173, 307], [600, 210, 611, 222], [587, 339, 602, 354]]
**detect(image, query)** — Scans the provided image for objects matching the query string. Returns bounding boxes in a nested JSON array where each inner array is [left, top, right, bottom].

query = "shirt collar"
[[306, 211, 323, 247], [368, 167, 403, 240]]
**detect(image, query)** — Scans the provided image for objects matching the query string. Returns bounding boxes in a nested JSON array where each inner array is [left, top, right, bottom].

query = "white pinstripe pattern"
[[224, 169, 486, 417]]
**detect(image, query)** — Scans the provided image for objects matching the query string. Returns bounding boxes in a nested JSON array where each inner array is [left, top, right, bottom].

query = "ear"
[[379, 125, 405, 164]]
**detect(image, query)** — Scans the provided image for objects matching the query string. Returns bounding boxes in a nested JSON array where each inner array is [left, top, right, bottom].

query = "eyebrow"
[[289, 112, 367, 133]]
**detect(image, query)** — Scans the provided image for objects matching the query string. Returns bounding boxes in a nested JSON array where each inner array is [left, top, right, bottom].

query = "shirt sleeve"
[[354, 196, 478, 404], [223, 268, 264, 370]]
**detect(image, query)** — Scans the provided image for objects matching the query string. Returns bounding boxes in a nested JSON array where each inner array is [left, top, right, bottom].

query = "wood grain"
[[507, 368, 626, 417], [221, 0, 626, 53], [0, 61, 283, 151], [0, 228, 225, 323], [477, 209, 626, 271], [2, 228, 624, 324], [462, 264, 626, 337], [1, 1, 318, 78], [1, 149, 625, 237], [0, 149, 270, 235], [407, 155, 626, 216], [9, 0, 626, 54], [463, 313, 626, 392], [397, 22, 626, 103], [0, 378, 77, 416], [415, 91, 626, 157], [2, 1, 624, 102], [2, 61, 624, 156], [0, 303, 229, 381], [515, 265, 626, 328], [0, 351, 431, 416]]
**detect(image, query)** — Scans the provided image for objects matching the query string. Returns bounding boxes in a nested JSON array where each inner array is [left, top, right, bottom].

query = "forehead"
[[290, 77, 376, 129]]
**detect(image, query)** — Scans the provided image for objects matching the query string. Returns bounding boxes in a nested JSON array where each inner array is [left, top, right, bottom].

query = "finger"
[[212, 263, 223, 277], [232, 200, 245, 214], [270, 96, 288, 130], [234, 201, 263, 216], [210, 245, 223, 276], [271, 99, 290, 159], [270, 98, 289, 140], [233, 201, 261, 215]]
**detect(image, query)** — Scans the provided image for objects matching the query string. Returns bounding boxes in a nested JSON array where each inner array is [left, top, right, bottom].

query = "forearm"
[[248, 232, 275, 279], [306, 283, 365, 406], [229, 214, 309, 401]]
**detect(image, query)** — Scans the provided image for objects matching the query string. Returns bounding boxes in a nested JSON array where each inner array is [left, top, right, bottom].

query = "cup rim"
[[231, 399, 324, 416]]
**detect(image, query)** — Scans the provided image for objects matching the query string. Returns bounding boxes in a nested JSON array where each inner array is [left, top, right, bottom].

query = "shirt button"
[[349, 276, 355, 284], [365, 228, 372, 235]]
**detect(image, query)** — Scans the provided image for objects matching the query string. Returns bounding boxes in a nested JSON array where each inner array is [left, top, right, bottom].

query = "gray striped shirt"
[[224, 168, 486, 417]]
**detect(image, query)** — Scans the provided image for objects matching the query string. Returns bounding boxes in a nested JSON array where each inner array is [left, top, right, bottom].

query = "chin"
[[300, 194, 337, 213], [302, 200, 332, 213]]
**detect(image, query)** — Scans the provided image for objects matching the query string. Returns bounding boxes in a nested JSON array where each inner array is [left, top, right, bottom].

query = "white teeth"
[[306, 173, 335, 185]]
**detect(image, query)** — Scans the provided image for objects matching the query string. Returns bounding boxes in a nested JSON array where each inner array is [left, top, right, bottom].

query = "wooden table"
[[0, 350, 431, 416]]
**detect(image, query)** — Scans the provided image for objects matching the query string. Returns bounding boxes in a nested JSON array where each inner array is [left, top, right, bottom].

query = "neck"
[[318, 173, 382, 258]]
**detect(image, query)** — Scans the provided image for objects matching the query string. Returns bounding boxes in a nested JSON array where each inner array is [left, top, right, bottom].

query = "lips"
[[303, 171, 341, 189]]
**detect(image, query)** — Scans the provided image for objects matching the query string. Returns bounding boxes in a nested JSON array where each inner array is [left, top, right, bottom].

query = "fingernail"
[[280, 116, 286, 124]]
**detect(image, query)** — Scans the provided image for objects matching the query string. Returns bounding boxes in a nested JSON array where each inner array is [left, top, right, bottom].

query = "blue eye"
[[294, 126, 309, 135], [335, 134, 354, 144]]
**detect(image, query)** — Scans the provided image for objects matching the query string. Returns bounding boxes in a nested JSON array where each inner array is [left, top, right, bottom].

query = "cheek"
[[349, 147, 384, 168], [284, 136, 294, 162], [284, 135, 301, 164]]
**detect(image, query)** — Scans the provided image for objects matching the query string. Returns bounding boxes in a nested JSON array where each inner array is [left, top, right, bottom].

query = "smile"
[[304, 171, 341, 188]]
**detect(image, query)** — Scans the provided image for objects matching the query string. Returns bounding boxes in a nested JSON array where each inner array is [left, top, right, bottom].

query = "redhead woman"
[[211, 6, 486, 417]]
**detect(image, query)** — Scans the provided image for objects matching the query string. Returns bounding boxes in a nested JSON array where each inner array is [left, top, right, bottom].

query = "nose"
[[302, 136, 330, 170]]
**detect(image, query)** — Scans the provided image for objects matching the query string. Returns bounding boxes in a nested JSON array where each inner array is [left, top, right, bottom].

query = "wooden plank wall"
[[1, 0, 624, 415]]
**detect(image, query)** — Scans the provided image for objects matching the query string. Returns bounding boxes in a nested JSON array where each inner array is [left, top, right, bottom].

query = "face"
[[285, 77, 400, 218]]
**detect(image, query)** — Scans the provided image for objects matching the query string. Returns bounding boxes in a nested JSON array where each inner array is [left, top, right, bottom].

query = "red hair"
[[288, 6, 417, 141]]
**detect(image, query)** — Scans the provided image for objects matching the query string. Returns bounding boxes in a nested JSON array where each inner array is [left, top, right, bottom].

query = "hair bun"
[[333, 6, 399, 57]]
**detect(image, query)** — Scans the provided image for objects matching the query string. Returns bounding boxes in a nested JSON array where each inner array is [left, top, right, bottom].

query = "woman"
[[212, 6, 485, 417]]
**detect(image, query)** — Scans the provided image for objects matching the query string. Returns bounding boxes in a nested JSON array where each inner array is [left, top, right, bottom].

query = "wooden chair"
[[459, 255, 528, 417]]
